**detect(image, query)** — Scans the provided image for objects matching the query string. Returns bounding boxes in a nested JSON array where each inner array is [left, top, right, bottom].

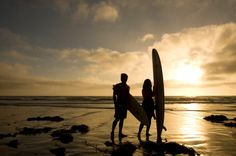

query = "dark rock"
[[71, 124, 89, 134], [18, 127, 53, 135], [204, 115, 228, 123], [141, 141, 199, 156], [111, 142, 136, 156], [6, 139, 19, 148], [0, 133, 17, 139], [224, 122, 236, 127], [164, 142, 198, 156], [51, 129, 75, 137], [54, 133, 73, 144], [104, 141, 114, 147], [50, 147, 66, 156], [27, 116, 64, 122]]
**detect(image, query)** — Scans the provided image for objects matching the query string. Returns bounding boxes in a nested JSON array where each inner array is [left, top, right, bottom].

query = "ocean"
[[0, 96, 236, 155], [0, 96, 235, 106]]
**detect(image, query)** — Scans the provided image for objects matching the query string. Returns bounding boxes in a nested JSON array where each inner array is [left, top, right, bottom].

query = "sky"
[[0, 0, 236, 96]]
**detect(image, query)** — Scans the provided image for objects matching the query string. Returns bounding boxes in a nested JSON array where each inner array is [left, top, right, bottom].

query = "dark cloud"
[[202, 23, 236, 78], [0, 28, 28, 51], [203, 59, 236, 76]]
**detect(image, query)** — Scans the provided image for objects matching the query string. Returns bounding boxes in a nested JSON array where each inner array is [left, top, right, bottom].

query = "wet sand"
[[0, 104, 236, 155]]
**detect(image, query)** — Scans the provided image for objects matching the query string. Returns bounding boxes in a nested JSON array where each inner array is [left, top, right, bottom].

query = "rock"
[[203, 115, 228, 123], [6, 139, 19, 148], [51, 129, 75, 137], [50, 147, 66, 156], [0, 133, 16, 139], [164, 142, 199, 156], [18, 127, 53, 135], [71, 124, 89, 134], [140, 141, 199, 156], [111, 142, 136, 156], [54, 133, 73, 144], [224, 122, 236, 127], [104, 141, 114, 147], [27, 116, 64, 122], [50, 124, 89, 144]]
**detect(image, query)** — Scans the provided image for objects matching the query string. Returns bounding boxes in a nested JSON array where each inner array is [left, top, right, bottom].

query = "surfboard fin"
[[163, 126, 167, 131]]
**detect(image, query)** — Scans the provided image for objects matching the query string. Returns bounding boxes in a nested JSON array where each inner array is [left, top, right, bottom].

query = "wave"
[[0, 96, 236, 107]]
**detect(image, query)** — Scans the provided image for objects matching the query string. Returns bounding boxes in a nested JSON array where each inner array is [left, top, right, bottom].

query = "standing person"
[[138, 79, 156, 141], [111, 73, 130, 143]]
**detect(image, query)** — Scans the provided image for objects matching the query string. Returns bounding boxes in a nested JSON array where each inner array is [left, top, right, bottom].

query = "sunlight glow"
[[174, 65, 203, 84]]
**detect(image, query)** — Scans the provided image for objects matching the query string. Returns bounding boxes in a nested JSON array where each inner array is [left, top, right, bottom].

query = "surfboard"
[[152, 48, 165, 142], [127, 94, 149, 126]]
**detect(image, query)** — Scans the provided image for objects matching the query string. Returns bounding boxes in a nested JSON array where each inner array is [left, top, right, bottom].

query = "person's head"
[[121, 73, 128, 83], [143, 79, 152, 90]]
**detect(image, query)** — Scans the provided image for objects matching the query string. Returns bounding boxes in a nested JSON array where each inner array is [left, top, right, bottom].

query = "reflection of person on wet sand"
[[111, 73, 130, 144], [138, 79, 156, 141]]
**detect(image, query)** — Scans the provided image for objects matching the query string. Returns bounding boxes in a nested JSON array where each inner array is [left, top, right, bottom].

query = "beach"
[[0, 97, 236, 155]]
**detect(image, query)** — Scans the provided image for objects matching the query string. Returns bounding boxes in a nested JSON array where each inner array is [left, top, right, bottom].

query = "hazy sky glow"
[[0, 0, 236, 96]]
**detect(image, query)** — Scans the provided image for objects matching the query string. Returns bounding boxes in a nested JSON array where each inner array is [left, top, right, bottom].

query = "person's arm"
[[113, 85, 117, 105], [142, 89, 148, 98], [153, 85, 157, 96]]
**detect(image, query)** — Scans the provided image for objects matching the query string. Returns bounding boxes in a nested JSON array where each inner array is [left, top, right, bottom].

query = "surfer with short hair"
[[111, 73, 130, 143], [138, 79, 156, 141]]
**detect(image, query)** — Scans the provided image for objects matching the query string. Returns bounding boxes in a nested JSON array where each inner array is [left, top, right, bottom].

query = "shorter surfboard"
[[127, 94, 149, 126]]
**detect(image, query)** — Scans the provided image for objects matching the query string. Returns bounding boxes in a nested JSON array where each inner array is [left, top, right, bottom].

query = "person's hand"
[[153, 85, 157, 94], [153, 115, 156, 120], [153, 113, 156, 120]]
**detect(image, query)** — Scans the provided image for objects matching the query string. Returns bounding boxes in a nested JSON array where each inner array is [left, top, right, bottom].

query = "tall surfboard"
[[152, 48, 165, 143]]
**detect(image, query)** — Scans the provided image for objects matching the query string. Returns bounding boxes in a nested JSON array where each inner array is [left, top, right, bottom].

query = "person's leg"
[[112, 118, 119, 132], [146, 117, 152, 141], [118, 118, 124, 143], [111, 118, 119, 143], [138, 123, 144, 141]]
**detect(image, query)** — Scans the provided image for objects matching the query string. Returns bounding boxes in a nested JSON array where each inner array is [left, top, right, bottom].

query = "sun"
[[174, 64, 203, 84]]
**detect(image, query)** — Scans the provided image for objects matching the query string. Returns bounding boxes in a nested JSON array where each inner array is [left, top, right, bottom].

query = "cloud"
[[0, 62, 30, 80], [150, 22, 236, 91], [0, 61, 114, 96], [93, 2, 119, 22], [202, 23, 236, 77], [0, 27, 150, 95], [51, 0, 70, 14], [50, 1, 119, 23], [1, 20, 236, 95], [72, 1, 90, 20], [2, 50, 27, 60], [58, 47, 152, 85], [57, 47, 153, 95], [2, 25, 66, 57], [140, 33, 155, 42], [0, 28, 29, 51]]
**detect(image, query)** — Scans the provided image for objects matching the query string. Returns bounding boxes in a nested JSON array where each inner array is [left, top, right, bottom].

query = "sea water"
[[0, 96, 236, 106], [0, 96, 235, 155]]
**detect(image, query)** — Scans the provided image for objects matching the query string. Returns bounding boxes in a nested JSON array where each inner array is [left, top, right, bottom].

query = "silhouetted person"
[[111, 73, 130, 143], [138, 79, 156, 141]]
